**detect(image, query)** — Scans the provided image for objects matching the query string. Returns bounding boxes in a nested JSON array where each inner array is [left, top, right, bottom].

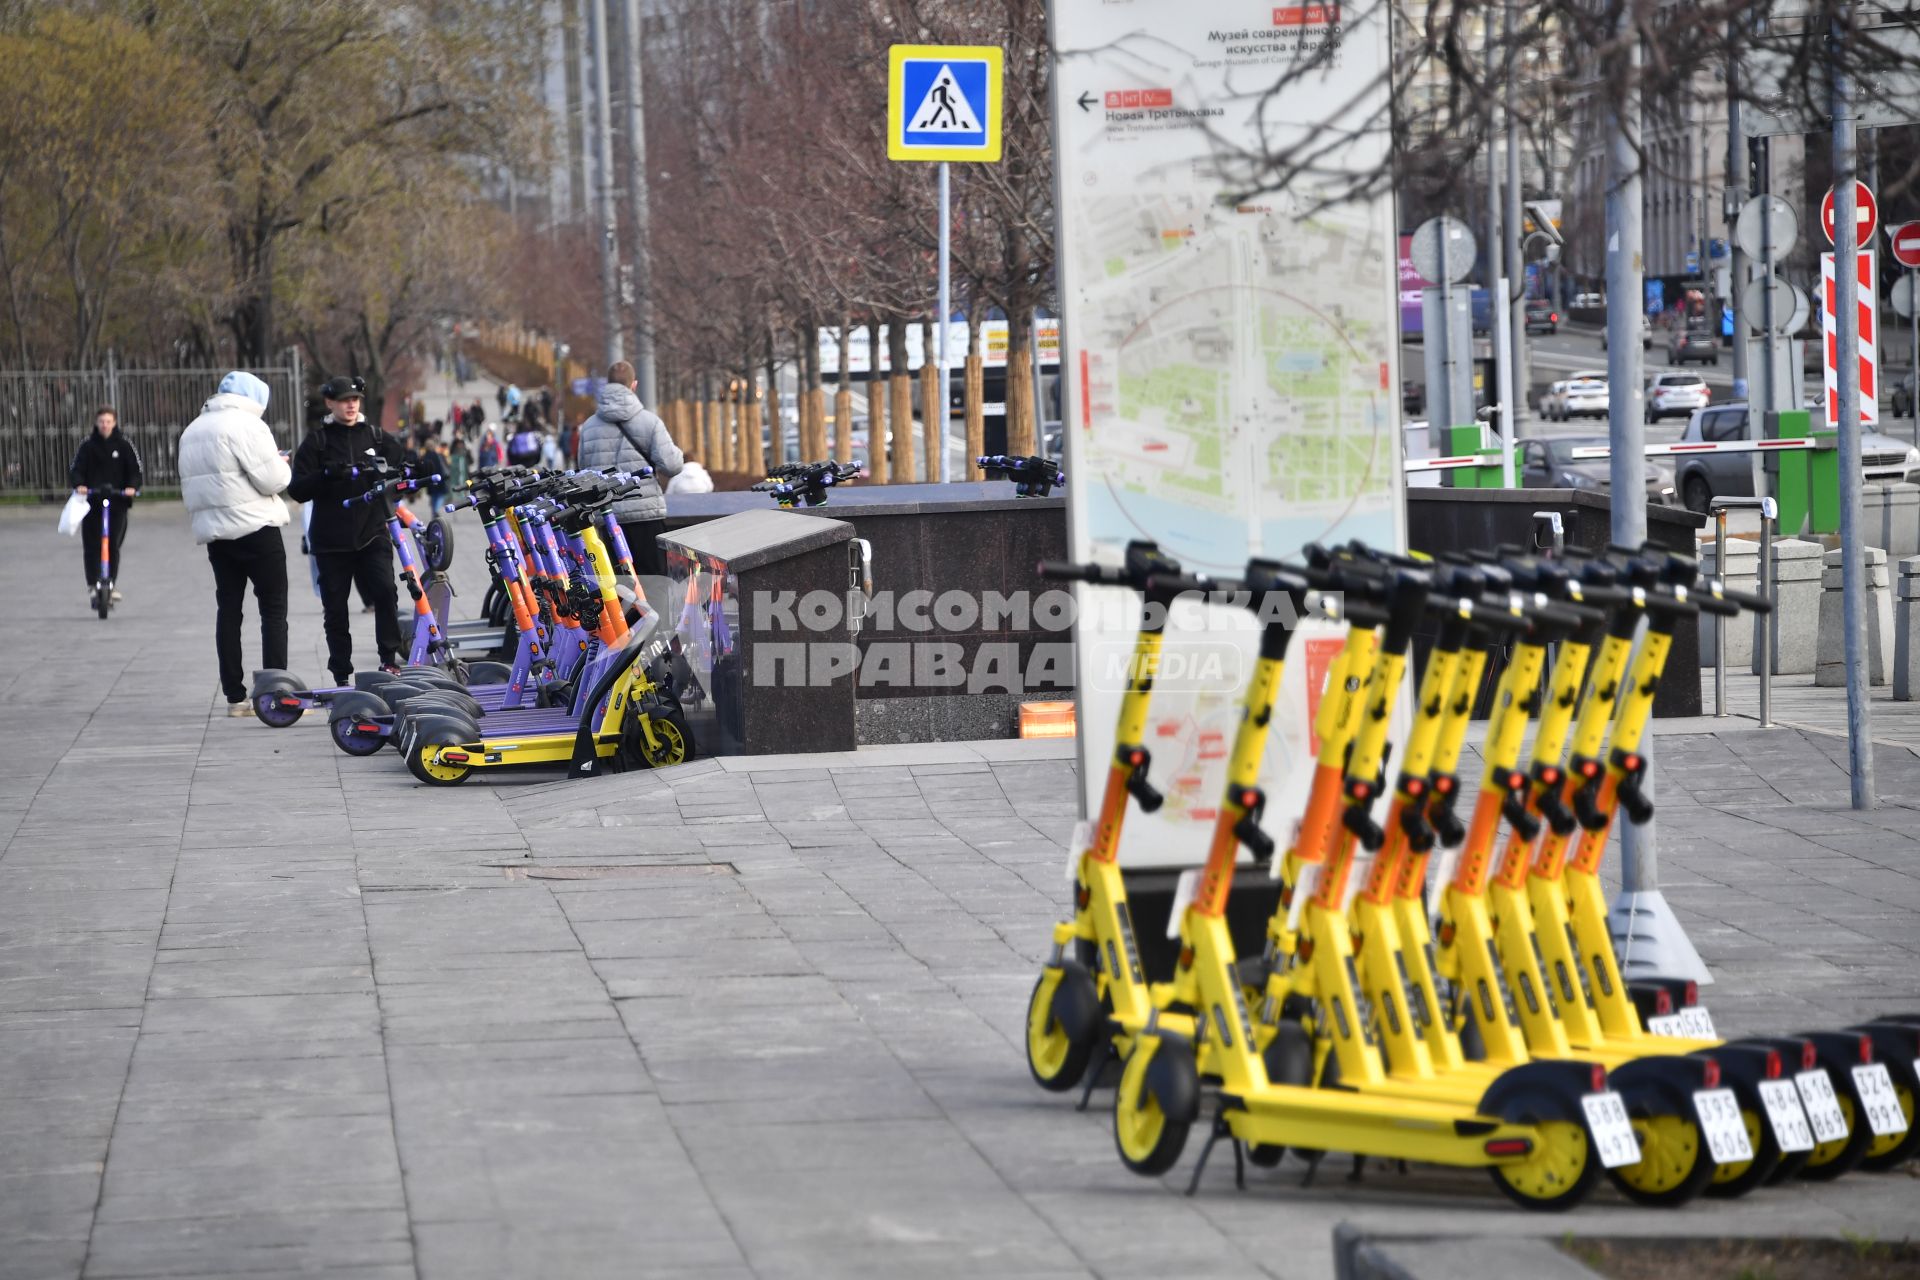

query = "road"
[[1404, 320, 1835, 443]]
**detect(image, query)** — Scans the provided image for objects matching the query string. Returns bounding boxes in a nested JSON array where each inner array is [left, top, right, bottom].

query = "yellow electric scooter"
[[1025, 542, 1201, 1094], [1121, 559, 1626, 1210]]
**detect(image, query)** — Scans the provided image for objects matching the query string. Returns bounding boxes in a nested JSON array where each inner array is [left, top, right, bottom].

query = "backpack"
[[507, 428, 542, 464]]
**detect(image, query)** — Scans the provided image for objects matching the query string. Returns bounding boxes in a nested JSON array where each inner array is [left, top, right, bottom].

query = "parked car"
[[1673, 401, 1920, 512], [1524, 300, 1559, 335], [1645, 371, 1710, 423], [1600, 313, 1652, 350], [1518, 434, 1678, 505], [1541, 374, 1609, 421], [1668, 326, 1720, 366], [1572, 291, 1606, 308]]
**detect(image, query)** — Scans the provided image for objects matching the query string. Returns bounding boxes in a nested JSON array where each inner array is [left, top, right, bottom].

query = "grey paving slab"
[[5, 505, 1920, 1279]]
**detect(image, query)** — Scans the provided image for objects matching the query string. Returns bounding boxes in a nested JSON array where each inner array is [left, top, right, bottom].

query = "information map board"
[[1049, 1, 1406, 867]]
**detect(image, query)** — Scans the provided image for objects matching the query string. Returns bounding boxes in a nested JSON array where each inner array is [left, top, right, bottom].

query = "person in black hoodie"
[[69, 405, 143, 598], [287, 376, 410, 683]]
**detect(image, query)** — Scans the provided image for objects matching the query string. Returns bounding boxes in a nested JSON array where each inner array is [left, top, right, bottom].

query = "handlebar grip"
[[1143, 571, 1226, 598], [1332, 598, 1392, 629], [1458, 596, 1534, 633], [1694, 592, 1739, 618], [1709, 583, 1772, 615], [1036, 560, 1116, 585]]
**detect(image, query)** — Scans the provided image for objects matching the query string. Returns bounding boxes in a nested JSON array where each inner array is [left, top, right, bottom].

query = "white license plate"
[[1646, 1005, 1716, 1039], [1065, 819, 1090, 884], [1852, 1063, 1911, 1137], [1757, 1078, 1815, 1152], [1167, 868, 1201, 939], [1795, 1069, 1851, 1144], [1580, 1091, 1643, 1168], [1676, 1005, 1716, 1038], [1693, 1087, 1754, 1164]]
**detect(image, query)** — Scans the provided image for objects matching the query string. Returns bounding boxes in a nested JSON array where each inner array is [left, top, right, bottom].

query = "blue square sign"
[[888, 45, 1003, 163]]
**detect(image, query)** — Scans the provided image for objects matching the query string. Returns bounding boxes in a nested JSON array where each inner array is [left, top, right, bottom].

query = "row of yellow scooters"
[[1026, 540, 1918, 1209]]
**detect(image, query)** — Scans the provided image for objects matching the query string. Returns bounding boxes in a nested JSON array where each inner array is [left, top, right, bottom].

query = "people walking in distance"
[[178, 372, 291, 717], [287, 376, 409, 683], [69, 405, 142, 600]]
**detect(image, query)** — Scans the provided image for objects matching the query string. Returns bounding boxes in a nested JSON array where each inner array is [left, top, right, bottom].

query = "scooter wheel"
[[1488, 1121, 1601, 1212], [1246, 1019, 1314, 1168], [252, 690, 304, 728], [1605, 1113, 1715, 1206], [1800, 1081, 1872, 1180], [407, 737, 473, 786], [1703, 1103, 1779, 1198], [635, 708, 693, 768], [418, 518, 455, 573], [1859, 1073, 1919, 1172], [1025, 963, 1099, 1092], [1113, 1036, 1195, 1177], [330, 715, 388, 758], [95, 585, 110, 619]]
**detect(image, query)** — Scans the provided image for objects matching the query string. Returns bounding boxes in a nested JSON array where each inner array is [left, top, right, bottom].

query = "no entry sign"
[[1822, 181, 1878, 248], [1890, 220, 1920, 269]]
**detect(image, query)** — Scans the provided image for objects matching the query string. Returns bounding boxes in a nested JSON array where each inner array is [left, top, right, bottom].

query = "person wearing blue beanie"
[[217, 370, 272, 408]]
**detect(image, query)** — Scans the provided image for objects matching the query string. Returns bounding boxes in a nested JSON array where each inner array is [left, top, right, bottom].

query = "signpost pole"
[[1760, 155, 1778, 418], [937, 161, 952, 483], [1832, 4, 1877, 810], [1605, 18, 1710, 984], [1904, 270, 1920, 450]]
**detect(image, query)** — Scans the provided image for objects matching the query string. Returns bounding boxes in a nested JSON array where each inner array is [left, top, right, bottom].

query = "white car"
[[1646, 372, 1710, 423], [1543, 375, 1609, 421], [1600, 314, 1653, 350]]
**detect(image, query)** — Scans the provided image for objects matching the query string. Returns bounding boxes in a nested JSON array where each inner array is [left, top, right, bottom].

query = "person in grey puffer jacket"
[[575, 359, 683, 578]]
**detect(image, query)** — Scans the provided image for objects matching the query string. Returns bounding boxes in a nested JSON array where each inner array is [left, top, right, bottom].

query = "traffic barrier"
[[1816, 546, 1893, 686], [1895, 556, 1920, 701], [1567, 437, 1826, 461]]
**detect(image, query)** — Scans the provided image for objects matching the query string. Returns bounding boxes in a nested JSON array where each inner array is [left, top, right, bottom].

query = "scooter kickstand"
[[1075, 1041, 1116, 1114], [1183, 1115, 1237, 1196]]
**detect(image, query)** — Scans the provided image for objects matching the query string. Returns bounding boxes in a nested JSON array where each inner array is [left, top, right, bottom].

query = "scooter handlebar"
[[1037, 560, 1122, 585], [1705, 580, 1772, 615], [1142, 571, 1228, 598]]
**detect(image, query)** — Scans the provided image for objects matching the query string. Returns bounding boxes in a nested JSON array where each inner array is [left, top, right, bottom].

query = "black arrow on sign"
[[1077, 91, 1096, 112]]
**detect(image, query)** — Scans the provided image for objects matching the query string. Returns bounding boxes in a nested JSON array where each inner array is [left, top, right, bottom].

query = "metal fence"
[[0, 353, 304, 498]]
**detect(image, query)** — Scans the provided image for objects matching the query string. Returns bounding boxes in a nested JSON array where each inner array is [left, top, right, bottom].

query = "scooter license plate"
[[1794, 1069, 1851, 1144], [1692, 1087, 1754, 1164], [1580, 1091, 1642, 1168], [1645, 1005, 1715, 1039], [1757, 1078, 1815, 1152], [1851, 1063, 1910, 1137], [1675, 1005, 1715, 1038]]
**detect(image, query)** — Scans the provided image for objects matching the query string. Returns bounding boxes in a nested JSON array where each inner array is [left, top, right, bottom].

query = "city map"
[[1053, 0, 1405, 865]]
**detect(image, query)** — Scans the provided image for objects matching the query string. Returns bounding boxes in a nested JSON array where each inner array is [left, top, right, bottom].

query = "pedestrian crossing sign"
[[888, 45, 1003, 163]]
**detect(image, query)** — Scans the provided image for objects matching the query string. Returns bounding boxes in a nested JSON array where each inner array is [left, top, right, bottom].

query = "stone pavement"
[[3, 503, 1919, 1280]]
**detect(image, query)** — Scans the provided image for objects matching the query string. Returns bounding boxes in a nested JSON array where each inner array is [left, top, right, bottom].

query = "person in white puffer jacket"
[[178, 371, 292, 716]]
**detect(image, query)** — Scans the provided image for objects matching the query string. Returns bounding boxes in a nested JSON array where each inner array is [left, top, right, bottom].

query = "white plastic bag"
[[56, 491, 88, 536]]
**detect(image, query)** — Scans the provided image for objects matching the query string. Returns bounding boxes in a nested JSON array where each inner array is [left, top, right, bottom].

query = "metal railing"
[[0, 352, 303, 498], [1707, 495, 1778, 726]]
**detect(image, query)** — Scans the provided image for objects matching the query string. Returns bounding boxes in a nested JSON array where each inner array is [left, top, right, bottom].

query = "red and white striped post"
[[1821, 249, 1879, 427]]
